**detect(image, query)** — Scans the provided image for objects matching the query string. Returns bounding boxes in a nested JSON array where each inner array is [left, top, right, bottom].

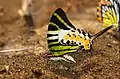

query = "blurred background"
[[0, 0, 99, 47], [0, 0, 100, 52]]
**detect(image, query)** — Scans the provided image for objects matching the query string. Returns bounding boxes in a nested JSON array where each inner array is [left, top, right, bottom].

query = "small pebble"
[[0, 5, 4, 12], [0, 5, 4, 17], [4, 65, 9, 72], [0, 65, 9, 73], [72, 72, 75, 74], [112, 40, 119, 45], [59, 65, 69, 70], [107, 43, 112, 47], [0, 41, 5, 47], [114, 32, 120, 41]]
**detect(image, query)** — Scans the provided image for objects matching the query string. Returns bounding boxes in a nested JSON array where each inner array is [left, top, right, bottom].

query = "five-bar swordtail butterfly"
[[45, 8, 113, 63]]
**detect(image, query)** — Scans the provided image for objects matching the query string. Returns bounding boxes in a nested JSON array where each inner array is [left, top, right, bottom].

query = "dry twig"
[[0, 47, 33, 53]]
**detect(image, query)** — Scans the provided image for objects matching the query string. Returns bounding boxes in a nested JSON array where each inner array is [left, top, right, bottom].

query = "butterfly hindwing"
[[47, 8, 79, 56], [97, 0, 119, 28]]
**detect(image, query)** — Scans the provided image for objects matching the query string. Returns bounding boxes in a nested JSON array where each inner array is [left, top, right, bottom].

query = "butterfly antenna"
[[91, 25, 113, 40]]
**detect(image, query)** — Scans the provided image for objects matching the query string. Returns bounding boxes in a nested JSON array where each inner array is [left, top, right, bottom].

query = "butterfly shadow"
[[44, 49, 104, 78]]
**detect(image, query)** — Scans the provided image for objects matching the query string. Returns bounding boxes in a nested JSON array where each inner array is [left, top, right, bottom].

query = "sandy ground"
[[0, 0, 120, 79]]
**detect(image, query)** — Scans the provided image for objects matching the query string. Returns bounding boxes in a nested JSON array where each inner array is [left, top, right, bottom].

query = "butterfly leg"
[[43, 53, 71, 62], [49, 55, 76, 63], [63, 54, 76, 63], [49, 56, 71, 63], [46, 54, 76, 63], [43, 52, 76, 63]]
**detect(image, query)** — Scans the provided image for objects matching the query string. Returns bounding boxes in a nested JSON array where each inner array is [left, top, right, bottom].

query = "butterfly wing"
[[97, 0, 119, 28], [47, 8, 79, 56]]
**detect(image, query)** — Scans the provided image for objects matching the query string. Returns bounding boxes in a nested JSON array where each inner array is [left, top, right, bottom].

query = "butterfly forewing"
[[47, 8, 79, 56], [97, 0, 119, 28]]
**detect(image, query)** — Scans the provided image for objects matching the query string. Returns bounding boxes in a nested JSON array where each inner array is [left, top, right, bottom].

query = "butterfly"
[[97, 0, 120, 32], [46, 8, 113, 63]]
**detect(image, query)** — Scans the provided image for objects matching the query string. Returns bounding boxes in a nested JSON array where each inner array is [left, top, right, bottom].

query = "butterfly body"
[[47, 8, 113, 60], [47, 8, 93, 57]]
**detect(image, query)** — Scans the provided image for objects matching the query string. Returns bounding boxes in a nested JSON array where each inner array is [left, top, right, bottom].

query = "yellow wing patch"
[[62, 31, 91, 50], [97, 0, 118, 28]]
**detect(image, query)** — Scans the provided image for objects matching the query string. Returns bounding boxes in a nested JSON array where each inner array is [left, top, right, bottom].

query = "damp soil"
[[0, 0, 120, 79]]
